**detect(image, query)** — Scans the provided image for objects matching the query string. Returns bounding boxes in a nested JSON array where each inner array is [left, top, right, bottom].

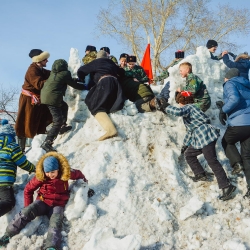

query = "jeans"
[[6, 200, 64, 249], [222, 125, 250, 187], [46, 101, 68, 141], [0, 186, 15, 217], [185, 141, 230, 189]]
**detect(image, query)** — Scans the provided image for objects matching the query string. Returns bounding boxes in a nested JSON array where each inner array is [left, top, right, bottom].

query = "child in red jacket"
[[0, 152, 88, 250]]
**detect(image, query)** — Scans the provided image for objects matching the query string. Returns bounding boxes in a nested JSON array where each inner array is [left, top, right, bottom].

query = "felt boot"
[[95, 112, 117, 141]]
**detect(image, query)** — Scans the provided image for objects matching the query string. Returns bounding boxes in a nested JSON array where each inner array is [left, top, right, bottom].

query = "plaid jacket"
[[165, 104, 220, 149]]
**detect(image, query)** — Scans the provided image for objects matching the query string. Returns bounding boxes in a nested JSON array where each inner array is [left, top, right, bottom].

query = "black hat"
[[119, 53, 129, 59], [29, 49, 50, 63], [206, 40, 218, 49], [85, 45, 96, 52], [127, 55, 137, 63], [175, 50, 185, 59], [100, 47, 110, 54], [225, 68, 239, 79]]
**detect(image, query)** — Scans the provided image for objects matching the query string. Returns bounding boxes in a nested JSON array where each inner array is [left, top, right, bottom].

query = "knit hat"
[[43, 156, 59, 173], [127, 55, 137, 63], [225, 68, 239, 79], [206, 40, 218, 49], [85, 45, 97, 52], [100, 47, 110, 54], [29, 49, 50, 63], [96, 50, 108, 59], [119, 53, 129, 60], [0, 120, 16, 138], [235, 52, 250, 62], [175, 50, 185, 59]]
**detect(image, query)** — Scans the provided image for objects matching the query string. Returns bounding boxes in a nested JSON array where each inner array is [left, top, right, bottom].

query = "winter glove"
[[216, 101, 224, 109], [216, 101, 227, 125], [88, 188, 95, 198], [155, 98, 170, 111], [181, 145, 188, 154], [219, 109, 227, 125]]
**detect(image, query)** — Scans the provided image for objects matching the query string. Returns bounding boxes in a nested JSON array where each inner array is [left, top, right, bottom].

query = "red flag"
[[141, 44, 153, 84]]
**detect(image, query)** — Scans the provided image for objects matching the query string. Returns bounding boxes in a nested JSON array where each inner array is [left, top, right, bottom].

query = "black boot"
[[243, 187, 250, 199], [41, 140, 57, 152], [59, 125, 72, 135], [219, 184, 236, 201], [0, 234, 10, 247], [18, 137, 26, 153], [232, 162, 244, 175], [190, 172, 209, 182]]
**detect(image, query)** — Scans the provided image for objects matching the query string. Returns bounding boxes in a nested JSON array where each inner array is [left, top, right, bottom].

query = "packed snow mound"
[[1, 46, 250, 250]]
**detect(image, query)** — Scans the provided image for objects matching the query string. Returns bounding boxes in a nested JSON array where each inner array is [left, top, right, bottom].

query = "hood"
[[51, 59, 68, 73], [0, 135, 15, 149], [36, 152, 71, 181], [227, 76, 250, 89], [235, 53, 250, 62]]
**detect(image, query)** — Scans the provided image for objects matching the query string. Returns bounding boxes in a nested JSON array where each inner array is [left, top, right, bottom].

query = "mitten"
[[181, 145, 188, 154], [216, 101, 224, 109], [219, 109, 227, 125], [156, 98, 170, 111]]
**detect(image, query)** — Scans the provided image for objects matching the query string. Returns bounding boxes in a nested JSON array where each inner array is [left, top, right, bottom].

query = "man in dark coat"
[[15, 49, 52, 152], [77, 50, 125, 141]]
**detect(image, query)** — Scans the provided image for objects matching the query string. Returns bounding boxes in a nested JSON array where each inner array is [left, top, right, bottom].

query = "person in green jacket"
[[40, 59, 85, 152], [119, 76, 155, 112], [178, 62, 211, 112], [124, 56, 149, 83]]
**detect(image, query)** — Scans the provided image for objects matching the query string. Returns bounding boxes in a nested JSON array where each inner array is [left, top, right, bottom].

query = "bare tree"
[[96, 0, 250, 76], [0, 84, 19, 123]]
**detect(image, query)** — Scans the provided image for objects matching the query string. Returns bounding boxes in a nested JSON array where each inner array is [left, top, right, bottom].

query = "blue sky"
[[0, 0, 250, 88]]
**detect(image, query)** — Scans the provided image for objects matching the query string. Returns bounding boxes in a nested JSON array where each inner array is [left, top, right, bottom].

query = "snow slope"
[[1, 46, 250, 250]]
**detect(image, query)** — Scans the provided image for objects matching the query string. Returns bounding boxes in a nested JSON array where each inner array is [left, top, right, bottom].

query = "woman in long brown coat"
[[15, 49, 52, 152]]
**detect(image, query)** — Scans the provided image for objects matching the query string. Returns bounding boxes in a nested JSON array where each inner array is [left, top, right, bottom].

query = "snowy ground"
[[1, 46, 250, 250]]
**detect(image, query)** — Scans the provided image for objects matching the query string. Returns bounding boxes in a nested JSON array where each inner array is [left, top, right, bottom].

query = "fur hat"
[[97, 50, 108, 59], [175, 50, 185, 59], [0, 120, 16, 138], [43, 156, 59, 173], [127, 55, 137, 63], [206, 40, 218, 49], [100, 47, 110, 54], [235, 52, 250, 62], [225, 68, 239, 79], [85, 45, 96, 52], [29, 49, 50, 63], [36, 152, 71, 181], [119, 53, 129, 60]]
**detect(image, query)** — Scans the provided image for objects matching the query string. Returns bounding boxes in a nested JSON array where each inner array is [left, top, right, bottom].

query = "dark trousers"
[[46, 101, 68, 142], [222, 125, 250, 187], [185, 141, 229, 189], [0, 186, 15, 217], [6, 200, 64, 249]]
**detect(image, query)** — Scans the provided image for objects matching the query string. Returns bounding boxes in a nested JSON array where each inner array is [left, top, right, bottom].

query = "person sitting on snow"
[[222, 51, 250, 80], [155, 92, 236, 201], [40, 59, 86, 152], [0, 152, 88, 249], [77, 50, 125, 141], [216, 68, 250, 199], [177, 62, 211, 112], [124, 55, 149, 83], [154, 50, 185, 84], [206, 39, 223, 61], [0, 119, 35, 217]]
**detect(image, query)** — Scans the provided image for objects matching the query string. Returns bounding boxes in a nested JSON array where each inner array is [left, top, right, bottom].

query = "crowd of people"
[[0, 39, 250, 249]]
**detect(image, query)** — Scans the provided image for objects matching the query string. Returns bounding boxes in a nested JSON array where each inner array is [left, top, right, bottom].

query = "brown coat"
[[15, 63, 52, 138]]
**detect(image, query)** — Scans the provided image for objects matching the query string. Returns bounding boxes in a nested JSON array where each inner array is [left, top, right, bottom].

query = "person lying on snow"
[[0, 152, 94, 249], [155, 92, 236, 201], [0, 119, 35, 217]]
